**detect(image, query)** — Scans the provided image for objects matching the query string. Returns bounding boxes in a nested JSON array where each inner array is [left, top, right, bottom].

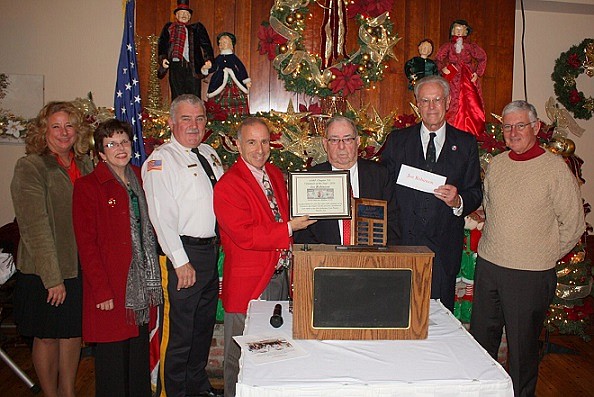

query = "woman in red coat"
[[73, 119, 162, 397]]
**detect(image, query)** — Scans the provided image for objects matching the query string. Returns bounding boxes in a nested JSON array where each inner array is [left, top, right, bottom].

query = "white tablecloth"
[[237, 300, 513, 397]]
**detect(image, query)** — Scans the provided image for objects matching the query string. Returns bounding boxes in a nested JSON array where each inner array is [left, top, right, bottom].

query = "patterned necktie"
[[262, 171, 291, 270], [342, 218, 351, 245], [426, 132, 437, 171]]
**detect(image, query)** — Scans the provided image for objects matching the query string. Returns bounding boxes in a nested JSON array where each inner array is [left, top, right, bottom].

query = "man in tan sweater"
[[470, 100, 585, 397]]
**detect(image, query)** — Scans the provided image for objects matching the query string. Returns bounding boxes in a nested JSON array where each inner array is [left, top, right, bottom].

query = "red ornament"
[[569, 89, 582, 105], [567, 53, 581, 69], [347, 0, 394, 18]]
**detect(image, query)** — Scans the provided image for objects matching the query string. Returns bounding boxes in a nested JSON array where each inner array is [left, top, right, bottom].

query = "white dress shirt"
[[142, 135, 224, 268], [420, 123, 463, 216]]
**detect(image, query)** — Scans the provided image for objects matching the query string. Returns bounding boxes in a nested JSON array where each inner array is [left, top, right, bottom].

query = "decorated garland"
[[258, 0, 400, 98], [552, 38, 594, 120]]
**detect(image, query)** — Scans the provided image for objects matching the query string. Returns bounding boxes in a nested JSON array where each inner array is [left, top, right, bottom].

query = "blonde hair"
[[25, 101, 90, 158]]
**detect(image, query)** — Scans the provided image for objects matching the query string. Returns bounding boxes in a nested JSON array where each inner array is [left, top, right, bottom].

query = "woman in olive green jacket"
[[11, 102, 93, 397]]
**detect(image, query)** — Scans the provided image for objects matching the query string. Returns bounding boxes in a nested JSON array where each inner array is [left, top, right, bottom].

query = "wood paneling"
[[136, 0, 515, 120]]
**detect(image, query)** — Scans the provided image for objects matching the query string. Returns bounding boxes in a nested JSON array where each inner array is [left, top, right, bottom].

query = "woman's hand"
[[47, 283, 66, 306], [96, 299, 114, 311]]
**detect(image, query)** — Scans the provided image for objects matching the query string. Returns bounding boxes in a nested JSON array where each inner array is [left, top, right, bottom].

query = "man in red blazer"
[[213, 118, 315, 397]]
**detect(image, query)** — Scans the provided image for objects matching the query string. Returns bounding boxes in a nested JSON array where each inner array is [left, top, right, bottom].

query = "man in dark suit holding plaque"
[[380, 75, 482, 312], [294, 116, 398, 246]]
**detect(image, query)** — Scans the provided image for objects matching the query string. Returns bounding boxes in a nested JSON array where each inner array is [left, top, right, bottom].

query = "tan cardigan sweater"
[[11, 153, 93, 288], [478, 150, 585, 271]]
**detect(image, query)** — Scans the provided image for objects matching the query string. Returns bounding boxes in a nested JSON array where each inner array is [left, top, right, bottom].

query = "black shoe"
[[194, 387, 224, 397]]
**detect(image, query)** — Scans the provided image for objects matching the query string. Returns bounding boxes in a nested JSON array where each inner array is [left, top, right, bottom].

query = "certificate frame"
[[288, 171, 351, 219]]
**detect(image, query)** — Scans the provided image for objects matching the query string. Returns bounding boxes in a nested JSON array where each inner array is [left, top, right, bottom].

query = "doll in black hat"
[[157, 0, 214, 100]]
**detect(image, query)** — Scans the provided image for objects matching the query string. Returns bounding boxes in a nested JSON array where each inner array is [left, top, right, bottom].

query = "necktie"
[[342, 218, 351, 245], [426, 132, 436, 171], [262, 171, 291, 270], [192, 147, 219, 236], [191, 148, 217, 188]]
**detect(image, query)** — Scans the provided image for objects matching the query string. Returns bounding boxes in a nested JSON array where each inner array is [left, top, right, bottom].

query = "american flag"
[[114, 0, 146, 167]]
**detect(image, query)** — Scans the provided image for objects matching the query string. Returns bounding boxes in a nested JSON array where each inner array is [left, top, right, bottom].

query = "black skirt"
[[13, 272, 82, 339]]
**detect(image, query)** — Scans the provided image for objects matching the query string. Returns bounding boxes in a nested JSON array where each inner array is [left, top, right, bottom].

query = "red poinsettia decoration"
[[537, 122, 554, 142], [567, 53, 581, 69], [564, 299, 594, 321], [347, 0, 394, 18], [204, 100, 229, 121], [299, 103, 322, 115], [393, 113, 417, 130], [478, 133, 507, 153], [143, 136, 164, 156], [569, 89, 582, 105], [258, 25, 287, 61], [329, 64, 363, 96]]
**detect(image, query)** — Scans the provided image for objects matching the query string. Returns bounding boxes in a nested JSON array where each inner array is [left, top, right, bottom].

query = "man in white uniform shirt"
[[142, 94, 223, 397]]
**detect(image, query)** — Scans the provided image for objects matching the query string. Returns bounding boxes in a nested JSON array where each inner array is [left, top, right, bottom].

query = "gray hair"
[[169, 94, 206, 120], [413, 75, 451, 99], [236, 117, 269, 140], [325, 115, 358, 137], [502, 100, 538, 122]]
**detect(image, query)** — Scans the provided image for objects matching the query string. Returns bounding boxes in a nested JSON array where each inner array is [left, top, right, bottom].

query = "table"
[[237, 300, 513, 397]]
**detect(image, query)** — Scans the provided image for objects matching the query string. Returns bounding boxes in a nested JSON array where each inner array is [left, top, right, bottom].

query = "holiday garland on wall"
[[258, 0, 400, 97], [552, 38, 594, 120]]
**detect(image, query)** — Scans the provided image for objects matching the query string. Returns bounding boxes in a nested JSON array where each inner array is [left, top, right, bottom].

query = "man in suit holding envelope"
[[380, 75, 482, 311]]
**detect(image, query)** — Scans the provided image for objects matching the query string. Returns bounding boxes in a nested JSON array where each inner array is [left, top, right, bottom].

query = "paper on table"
[[234, 333, 308, 365], [396, 164, 447, 194]]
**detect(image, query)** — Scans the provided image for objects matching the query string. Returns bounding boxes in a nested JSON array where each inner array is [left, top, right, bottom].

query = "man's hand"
[[96, 299, 114, 311], [289, 215, 317, 232], [47, 283, 66, 306], [203, 60, 212, 70], [162, 59, 170, 69], [434, 184, 461, 208], [175, 262, 196, 290]]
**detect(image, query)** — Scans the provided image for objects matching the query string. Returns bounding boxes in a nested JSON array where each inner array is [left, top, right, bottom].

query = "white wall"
[[512, 6, 594, 224], [0, 0, 121, 225]]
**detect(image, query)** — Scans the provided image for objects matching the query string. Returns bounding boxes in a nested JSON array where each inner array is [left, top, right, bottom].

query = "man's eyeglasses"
[[418, 97, 446, 108], [104, 140, 131, 149], [325, 137, 357, 145], [501, 120, 537, 132]]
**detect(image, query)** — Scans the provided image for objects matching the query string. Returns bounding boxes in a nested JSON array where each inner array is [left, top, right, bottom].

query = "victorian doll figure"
[[157, 0, 214, 100], [404, 39, 438, 90], [436, 20, 487, 137], [202, 32, 251, 115]]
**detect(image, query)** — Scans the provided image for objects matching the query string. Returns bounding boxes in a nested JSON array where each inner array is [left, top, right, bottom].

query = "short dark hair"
[[94, 119, 133, 154], [237, 117, 269, 140]]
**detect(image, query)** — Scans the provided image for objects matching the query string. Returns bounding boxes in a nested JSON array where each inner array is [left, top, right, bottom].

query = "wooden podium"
[[292, 245, 433, 340]]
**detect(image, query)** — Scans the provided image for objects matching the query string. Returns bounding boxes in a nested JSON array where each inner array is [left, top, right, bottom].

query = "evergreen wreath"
[[552, 38, 594, 120], [258, 0, 399, 98]]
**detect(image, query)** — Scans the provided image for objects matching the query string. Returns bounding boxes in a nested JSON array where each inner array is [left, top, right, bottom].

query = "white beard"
[[455, 37, 464, 54]]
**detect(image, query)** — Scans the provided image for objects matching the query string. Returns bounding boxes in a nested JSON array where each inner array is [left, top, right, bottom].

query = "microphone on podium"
[[270, 303, 283, 328]]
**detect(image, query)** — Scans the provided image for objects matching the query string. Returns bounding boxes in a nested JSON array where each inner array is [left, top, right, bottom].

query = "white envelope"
[[396, 164, 447, 194]]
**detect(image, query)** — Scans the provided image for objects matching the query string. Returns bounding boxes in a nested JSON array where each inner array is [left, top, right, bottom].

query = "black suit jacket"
[[380, 123, 482, 276], [294, 158, 398, 245]]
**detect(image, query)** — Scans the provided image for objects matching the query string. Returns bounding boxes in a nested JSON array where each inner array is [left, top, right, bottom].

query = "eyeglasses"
[[501, 120, 537, 132], [325, 137, 357, 145], [418, 97, 446, 108], [104, 139, 131, 149]]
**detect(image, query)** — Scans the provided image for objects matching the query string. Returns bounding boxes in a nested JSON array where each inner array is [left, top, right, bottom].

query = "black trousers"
[[94, 324, 151, 397], [470, 256, 556, 397], [157, 242, 219, 397], [168, 61, 202, 100]]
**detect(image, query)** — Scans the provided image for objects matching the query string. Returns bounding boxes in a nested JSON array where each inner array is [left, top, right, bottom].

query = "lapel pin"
[[451, 145, 458, 151], [211, 154, 222, 167]]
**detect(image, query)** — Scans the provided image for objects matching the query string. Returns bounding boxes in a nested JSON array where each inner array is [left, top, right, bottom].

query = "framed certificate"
[[288, 171, 351, 219]]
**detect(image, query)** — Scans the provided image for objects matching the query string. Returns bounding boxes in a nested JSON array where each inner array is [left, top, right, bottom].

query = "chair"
[[0, 220, 40, 393]]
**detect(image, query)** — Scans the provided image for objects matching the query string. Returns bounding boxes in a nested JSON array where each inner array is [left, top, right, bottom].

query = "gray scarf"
[[112, 164, 163, 325]]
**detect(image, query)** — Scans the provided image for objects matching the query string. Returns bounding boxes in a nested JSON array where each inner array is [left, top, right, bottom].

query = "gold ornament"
[[547, 136, 575, 157], [147, 34, 164, 110], [286, 15, 295, 25], [279, 44, 288, 54], [295, 12, 304, 20]]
